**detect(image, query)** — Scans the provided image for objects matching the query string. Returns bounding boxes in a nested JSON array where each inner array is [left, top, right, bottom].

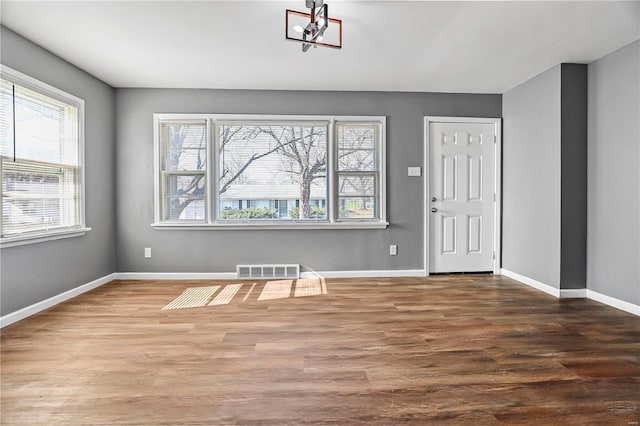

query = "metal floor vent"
[[236, 264, 300, 280]]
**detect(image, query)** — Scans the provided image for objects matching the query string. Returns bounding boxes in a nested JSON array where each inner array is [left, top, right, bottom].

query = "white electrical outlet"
[[389, 244, 397, 256], [144, 247, 152, 259], [407, 167, 421, 177]]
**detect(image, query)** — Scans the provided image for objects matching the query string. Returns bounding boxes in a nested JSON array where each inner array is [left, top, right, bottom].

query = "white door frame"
[[424, 116, 502, 275]]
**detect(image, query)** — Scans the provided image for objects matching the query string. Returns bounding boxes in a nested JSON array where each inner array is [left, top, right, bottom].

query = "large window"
[[1, 66, 87, 247], [154, 115, 386, 228]]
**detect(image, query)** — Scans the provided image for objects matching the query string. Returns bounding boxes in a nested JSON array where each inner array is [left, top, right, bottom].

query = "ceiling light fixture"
[[285, 0, 342, 52]]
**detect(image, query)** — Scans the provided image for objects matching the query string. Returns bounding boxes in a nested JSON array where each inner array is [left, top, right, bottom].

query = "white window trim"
[[0, 227, 91, 248], [152, 113, 388, 230], [0, 65, 90, 248]]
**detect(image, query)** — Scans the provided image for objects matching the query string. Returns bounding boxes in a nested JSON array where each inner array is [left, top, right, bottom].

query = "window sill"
[[1, 227, 91, 248], [151, 222, 389, 231]]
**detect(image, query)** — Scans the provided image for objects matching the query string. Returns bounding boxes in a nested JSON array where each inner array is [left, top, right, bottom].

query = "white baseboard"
[[116, 272, 237, 280], [500, 268, 560, 297], [118, 270, 426, 280], [301, 269, 427, 279], [500, 268, 639, 316], [559, 288, 588, 298], [587, 289, 640, 316], [0, 273, 118, 328]]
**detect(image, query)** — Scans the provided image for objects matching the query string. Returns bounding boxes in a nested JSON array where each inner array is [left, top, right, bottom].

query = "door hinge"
[[493, 252, 496, 260], [493, 193, 496, 202]]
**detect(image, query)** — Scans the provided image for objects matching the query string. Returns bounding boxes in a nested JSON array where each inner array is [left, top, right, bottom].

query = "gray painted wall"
[[587, 40, 640, 305], [115, 89, 501, 273], [502, 65, 563, 288], [503, 63, 589, 290], [0, 27, 117, 314], [560, 63, 588, 289]]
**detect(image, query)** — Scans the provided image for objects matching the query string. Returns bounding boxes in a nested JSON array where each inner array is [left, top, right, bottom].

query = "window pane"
[[338, 175, 376, 196], [160, 121, 207, 171], [169, 198, 205, 221], [158, 120, 207, 222], [218, 123, 328, 220], [337, 124, 377, 171], [2, 158, 78, 235], [15, 87, 67, 164], [163, 174, 205, 221], [0, 82, 78, 166], [339, 197, 376, 219]]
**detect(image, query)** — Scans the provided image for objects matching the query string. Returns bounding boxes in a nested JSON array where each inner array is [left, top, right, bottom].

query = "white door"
[[428, 119, 498, 273]]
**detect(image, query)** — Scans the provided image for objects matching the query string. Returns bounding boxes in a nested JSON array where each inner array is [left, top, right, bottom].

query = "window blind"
[[1, 76, 81, 237]]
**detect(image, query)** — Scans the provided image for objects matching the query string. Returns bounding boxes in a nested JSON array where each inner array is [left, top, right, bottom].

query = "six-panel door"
[[429, 121, 496, 273]]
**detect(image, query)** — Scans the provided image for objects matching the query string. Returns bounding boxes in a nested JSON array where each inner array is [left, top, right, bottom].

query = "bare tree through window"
[[253, 125, 327, 219], [163, 122, 206, 220], [159, 117, 383, 223]]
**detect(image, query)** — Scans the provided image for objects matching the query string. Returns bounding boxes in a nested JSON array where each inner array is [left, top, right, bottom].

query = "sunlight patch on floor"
[[293, 277, 326, 297], [162, 278, 328, 310], [242, 282, 257, 302], [162, 286, 220, 310], [209, 284, 243, 306], [258, 280, 293, 301]]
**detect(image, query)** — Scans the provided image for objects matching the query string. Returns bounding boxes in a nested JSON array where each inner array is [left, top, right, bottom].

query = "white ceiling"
[[1, 1, 639, 93]]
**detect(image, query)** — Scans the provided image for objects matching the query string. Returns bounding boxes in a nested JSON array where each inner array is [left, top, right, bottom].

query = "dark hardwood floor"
[[2, 275, 639, 425]]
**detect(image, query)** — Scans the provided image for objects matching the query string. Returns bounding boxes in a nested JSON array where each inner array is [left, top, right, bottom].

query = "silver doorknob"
[[431, 207, 438, 213], [431, 197, 437, 202]]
